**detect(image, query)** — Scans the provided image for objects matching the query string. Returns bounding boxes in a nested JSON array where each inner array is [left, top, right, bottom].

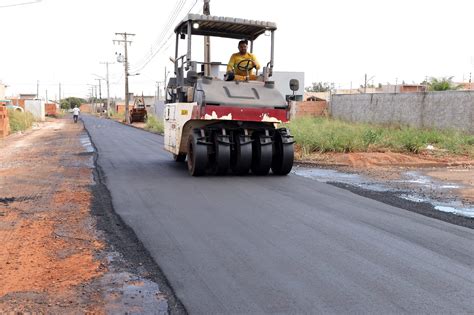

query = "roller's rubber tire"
[[231, 134, 252, 175], [212, 133, 231, 175], [271, 131, 294, 175], [187, 133, 207, 176], [251, 133, 272, 175]]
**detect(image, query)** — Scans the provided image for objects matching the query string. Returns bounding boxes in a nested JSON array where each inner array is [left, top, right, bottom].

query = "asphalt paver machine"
[[164, 14, 299, 176]]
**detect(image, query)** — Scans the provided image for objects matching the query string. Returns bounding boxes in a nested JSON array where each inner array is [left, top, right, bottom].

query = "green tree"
[[305, 82, 335, 92], [426, 76, 462, 91], [60, 97, 86, 110]]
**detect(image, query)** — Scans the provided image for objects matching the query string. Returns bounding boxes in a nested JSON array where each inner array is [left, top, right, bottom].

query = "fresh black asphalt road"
[[83, 115, 474, 314]]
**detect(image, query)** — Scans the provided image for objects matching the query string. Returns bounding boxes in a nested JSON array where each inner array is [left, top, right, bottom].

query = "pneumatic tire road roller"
[[164, 14, 299, 176]]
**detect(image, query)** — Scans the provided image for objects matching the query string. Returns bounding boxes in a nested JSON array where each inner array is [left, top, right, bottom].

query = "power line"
[[111, 72, 124, 85], [131, 0, 199, 73], [133, 0, 187, 67], [131, 33, 174, 73], [0, 0, 41, 8], [150, 0, 187, 49], [132, 0, 188, 71], [131, 0, 184, 69]]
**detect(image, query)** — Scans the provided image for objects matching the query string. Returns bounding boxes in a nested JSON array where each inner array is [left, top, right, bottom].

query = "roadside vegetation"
[[109, 111, 125, 121], [8, 109, 35, 133], [144, 114, 164, 134], [60, 97, 86, 110], [424, 76, 463, 91], [288, 117, 474, 157]]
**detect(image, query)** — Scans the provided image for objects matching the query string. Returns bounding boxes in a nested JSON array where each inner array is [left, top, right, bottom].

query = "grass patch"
[[144, 114, 164, 134], [286, 117, 474, 157], [8, 109, 35, 133], [109, 111, 125, 121]]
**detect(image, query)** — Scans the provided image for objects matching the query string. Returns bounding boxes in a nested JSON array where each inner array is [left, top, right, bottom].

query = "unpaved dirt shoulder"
[[424, 168, 474, 202], [297, 151, 474, 204], [0, 119, 105, 312], [0, 118, 185, 314]]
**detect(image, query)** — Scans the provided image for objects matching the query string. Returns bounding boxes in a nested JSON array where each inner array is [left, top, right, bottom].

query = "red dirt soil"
[[297, 150, 474, 202], [0, 119, 106, 313]]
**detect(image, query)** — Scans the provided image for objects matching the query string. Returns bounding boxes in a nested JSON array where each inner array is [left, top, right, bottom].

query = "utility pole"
[[203, 0, 211, 76], [95, 78, 102, 112], [88, 85, 94, 112], [36, 80, 39, 99], [96, 85, 99, 113], [364, 74, 367, 93], [98, 79, 102, 100], [59, 83, 61, 107], [114, 32, 135, 123], [155, 81, 160, 102], [100, 61, 113, 116], [364, 74, 375, 94]]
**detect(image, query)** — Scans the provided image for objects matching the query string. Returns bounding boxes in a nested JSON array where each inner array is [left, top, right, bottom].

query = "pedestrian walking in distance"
[[72, 106, 80, 123]]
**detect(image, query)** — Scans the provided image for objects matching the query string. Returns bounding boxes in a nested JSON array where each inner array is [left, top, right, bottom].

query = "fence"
[[330, 91, 474, 133], [295, 101, 327, 118]]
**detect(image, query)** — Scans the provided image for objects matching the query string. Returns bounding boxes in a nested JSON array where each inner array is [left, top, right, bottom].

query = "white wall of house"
[[25, 99, 45, 121]]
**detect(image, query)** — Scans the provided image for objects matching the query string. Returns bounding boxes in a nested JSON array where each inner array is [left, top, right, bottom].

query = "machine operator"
[[226, 40, 260, 81]]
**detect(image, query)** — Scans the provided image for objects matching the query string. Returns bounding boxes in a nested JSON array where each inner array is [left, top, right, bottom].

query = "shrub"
[[8, 109, 35, 133], [144, 114, 164, 134]]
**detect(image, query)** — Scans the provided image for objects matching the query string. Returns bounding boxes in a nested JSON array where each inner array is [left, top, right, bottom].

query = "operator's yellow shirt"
[[227, 52, 261, 76]]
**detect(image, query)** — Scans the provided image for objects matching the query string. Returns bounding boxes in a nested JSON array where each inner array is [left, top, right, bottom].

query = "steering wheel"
[[236, 59, 256, 72]]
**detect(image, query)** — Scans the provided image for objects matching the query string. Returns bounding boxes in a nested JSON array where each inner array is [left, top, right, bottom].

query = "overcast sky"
[[2, 0, 474, 99]]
